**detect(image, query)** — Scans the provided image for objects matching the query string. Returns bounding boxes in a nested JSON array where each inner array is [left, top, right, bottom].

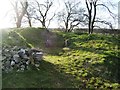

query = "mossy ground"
[[2, 28, 120, 89]]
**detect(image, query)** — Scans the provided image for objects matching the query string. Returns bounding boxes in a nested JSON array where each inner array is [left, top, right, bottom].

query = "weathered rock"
[[2, 46, 43, 72], [26, 60, 30, 65], [13, 54, 20, 63], [11, 60, 15, 66]]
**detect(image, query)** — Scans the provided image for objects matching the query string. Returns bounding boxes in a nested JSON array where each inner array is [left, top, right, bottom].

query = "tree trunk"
[[42, 23, 46, 28], [15, 1, 28, 28], [65, 21, 68, 32], [16, 18, 22, 28], [26, 11, 32, 27], [42, 20, 46, 28], [28, 19, 32, 27], [86, 1, 92, 34], [91, 3, 97, 34], [88, 15, 91, 34]]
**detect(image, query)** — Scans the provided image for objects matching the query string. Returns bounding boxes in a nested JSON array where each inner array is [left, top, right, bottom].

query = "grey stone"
[[35, 64, 39, 67], [2, 46, 43, 72], [13, 54, 20, 63], [26, 60, 30, 65], [4, 60, 11, 68], [11, 60, 15, 66]]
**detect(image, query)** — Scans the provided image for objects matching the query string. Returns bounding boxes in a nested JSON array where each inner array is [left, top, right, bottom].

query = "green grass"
[[2, 60, 77, 88], [2, 28, 120, 89]]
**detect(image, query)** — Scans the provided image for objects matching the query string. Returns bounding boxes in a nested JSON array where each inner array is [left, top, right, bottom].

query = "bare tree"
[[57, 1, 85, 32], [85, 0, 116, 34], [10, 0, 28, 28], [33, 0, 55, 29], [27, 13, 32, 27], [25, 0, 37, 27], [85, 0, 105, 34]]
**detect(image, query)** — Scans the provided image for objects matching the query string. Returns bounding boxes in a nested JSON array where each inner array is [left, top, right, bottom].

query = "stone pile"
[[2, 46, 43, 72]]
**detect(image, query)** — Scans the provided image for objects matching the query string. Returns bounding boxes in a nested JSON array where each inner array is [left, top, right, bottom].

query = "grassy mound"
[[2, 28, 120, 89], [2, 27, 64, 54]]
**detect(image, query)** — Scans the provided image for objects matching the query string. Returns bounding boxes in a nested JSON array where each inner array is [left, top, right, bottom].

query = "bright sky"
[[0, 0, 13, 29], [0, 0, 119, 29]]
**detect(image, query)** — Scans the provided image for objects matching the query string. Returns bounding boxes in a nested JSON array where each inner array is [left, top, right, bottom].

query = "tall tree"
[[57, 1, 85, 32], [10, 0, 28, 28], [33, 0, 55, 29], [26, 11, 32, 27], [85, 0, 116, 34], [25, 0, 36, 27], [85, 0, 96, 34]]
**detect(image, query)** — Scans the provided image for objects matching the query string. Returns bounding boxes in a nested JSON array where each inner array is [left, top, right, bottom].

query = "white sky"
[[0, 0, 119, 29], [0, 0, 13, 29]]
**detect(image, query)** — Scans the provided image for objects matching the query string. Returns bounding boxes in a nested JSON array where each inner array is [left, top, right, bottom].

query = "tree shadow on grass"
[[91, 52, 120, 83], [71, 46, 120, 84], [67, 39, 120, 84], [2, 60, 81, 88]]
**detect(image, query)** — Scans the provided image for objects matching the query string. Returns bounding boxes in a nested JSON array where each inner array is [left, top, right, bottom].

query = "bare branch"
[[96, 4, 116, 20], [33, 0, 54, 28], [10, 0, 28, 28], [47, 13, 56, 28], [57, 1, 85, 32], [95, 19, 113, 29]]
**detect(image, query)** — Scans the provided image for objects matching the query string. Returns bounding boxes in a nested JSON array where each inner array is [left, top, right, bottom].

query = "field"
[[2, 28, 120, 89]]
